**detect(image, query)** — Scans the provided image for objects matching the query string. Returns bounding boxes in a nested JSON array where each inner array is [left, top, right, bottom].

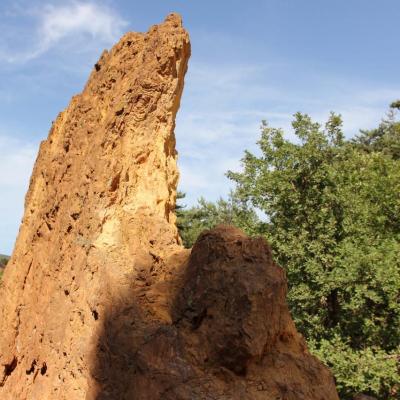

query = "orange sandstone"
[[0, 14, 339, 400]]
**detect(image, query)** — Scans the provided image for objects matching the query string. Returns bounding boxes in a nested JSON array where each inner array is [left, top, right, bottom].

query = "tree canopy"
[[353, 101, 400, 159], [177, 104, 400, 399]]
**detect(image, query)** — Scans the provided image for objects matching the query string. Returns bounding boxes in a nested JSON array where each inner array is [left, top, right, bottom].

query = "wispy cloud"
[[176, 61, 399, 206], [1, 1, 127, 63], [0, 5, 398, 252]]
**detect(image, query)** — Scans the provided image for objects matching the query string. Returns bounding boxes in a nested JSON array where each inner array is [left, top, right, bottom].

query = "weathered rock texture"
[[0, 14, 339, 400]]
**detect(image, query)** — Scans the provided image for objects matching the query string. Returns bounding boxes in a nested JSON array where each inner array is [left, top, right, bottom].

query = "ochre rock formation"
[[0, 14, 339, 400]]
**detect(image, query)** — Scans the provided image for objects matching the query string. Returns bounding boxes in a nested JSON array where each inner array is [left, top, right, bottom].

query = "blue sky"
[[1, 0, 399, 254]]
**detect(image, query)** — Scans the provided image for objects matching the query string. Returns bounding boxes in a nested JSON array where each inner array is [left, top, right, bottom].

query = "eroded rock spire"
[[0, 14, 339, 400], [0, 13, 190, 399]]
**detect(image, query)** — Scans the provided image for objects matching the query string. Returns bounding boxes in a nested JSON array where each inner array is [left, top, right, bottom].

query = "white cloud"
[[1, 1, 127, 62], [1, 20, 398, 251], [176, 61, 399, 207]]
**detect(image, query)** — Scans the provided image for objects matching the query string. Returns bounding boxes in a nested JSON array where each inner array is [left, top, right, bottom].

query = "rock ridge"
[[0, 13, 339, 400]]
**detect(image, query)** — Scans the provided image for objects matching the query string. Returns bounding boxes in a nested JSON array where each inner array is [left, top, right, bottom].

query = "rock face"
[[0, 13, 339, 400]]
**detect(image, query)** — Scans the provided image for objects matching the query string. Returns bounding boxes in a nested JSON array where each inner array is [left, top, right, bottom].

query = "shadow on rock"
[[89, 225, 339, 400]]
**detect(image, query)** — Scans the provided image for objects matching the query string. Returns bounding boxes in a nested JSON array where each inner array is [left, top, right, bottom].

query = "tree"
[[176, 192, 263, 248], [227, 112, 400, 399], [353, 101, 400, 159], [0, 255, 9, 280]]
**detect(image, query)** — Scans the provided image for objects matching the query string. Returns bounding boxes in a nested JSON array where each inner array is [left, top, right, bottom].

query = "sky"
[[0, 0, 399, 254]]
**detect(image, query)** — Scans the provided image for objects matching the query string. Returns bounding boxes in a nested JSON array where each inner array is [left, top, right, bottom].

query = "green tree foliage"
[[310, 337, 399, 399], [353, 100, 400, 159], [176, 107, 400, 397], [0, 255, 9, 280], [224, 111, 400, 399], [0, 255, 9, 263], [176, 191, 263, 248]]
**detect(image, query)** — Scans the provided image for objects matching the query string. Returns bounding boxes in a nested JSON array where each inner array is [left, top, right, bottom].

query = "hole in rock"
[[26, 360, 37, 375], [71, 213, 80, 221], [94, 63, 101, 72], [40, 363, 47, 375], [191, 308, 207, 330], [109, 173, 121, 192], [64, 289, 69, 296], [150, 252, 160, 263], [92, 309, 99, 320], [4, 357, 17, 377]]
